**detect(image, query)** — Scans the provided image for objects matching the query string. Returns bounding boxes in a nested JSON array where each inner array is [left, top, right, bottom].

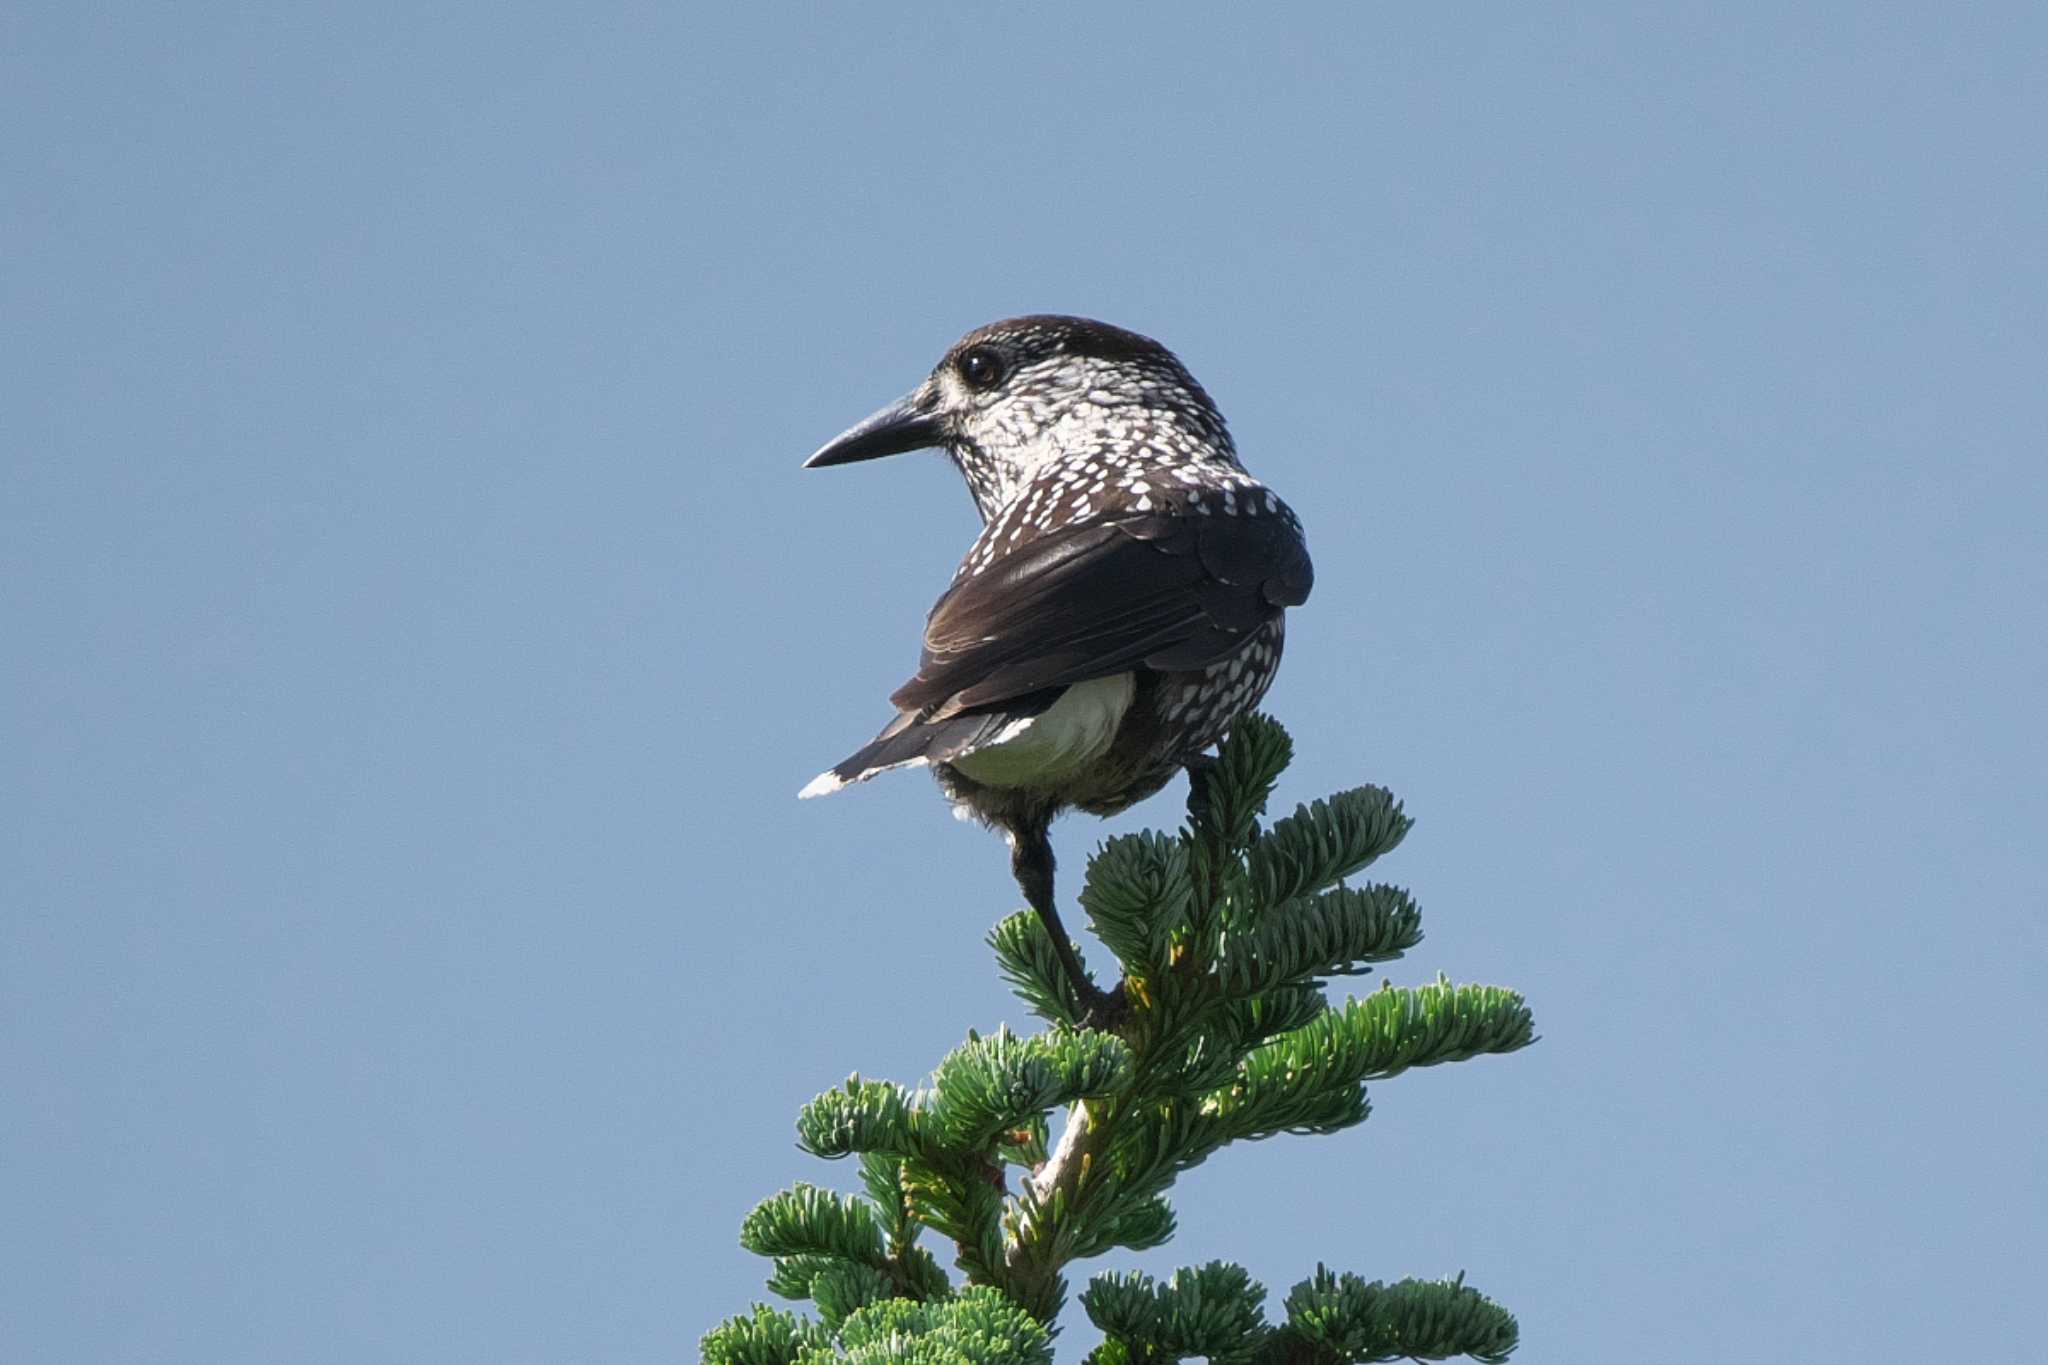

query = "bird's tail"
[[798, 695, 1057, 798]]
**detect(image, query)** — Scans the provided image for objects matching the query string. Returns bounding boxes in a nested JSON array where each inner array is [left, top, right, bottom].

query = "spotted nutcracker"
[[800, 315, 1312, 1021]]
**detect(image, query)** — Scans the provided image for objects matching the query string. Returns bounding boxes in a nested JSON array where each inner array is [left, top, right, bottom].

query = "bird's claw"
[[1076, 981, 1129, 1032]]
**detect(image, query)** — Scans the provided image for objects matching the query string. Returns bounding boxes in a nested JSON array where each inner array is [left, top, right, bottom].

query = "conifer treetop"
[[704, 715, 1534, 1364]]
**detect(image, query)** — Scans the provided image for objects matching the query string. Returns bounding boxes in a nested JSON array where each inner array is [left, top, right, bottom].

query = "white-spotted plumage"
[[800, 316, 1312, 1014], [803, 315, 1310, 829]]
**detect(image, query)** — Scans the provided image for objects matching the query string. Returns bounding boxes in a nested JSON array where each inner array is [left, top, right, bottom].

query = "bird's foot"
[[1076, 981, 1129, 1032]]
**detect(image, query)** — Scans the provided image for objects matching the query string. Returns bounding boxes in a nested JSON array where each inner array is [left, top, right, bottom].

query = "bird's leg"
[[1010, 824, 1123, 1028], [1184, 753, 1219, 832]]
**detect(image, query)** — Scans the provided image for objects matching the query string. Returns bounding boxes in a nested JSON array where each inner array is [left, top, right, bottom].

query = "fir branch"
[[1084, 1262, 1270, 1363], [995, 1113, 1051, 1170], [700, 1303, 833, 1365], [896, 1244, 953, 1302], [1247, 789, 1411, 908], [812, 1158, 954, 1305], [805, 1287, 1055, 1365], [1079, 831, 1193, 973], [1056, 1097, 1232, 1244], [900, 1155, 1008, 1285], [769, 1242, 948, 1313], [989, 911, 1086, 1027], [1213, 984, 1331, 1053], [925, 1026, 1133, 1152], [1262, 1268, 1518, 1364], [806, 1262, 895, 1331], [1143, 985, 1330, 1102], [1210, 979, 1532, 1143], [740, 1184, 889, 1270], [1215, 884, 1422, 996], [856, 1155, 913, 1249], [797, 1077, 921, 1161], [1281, 978, 1534, 1085], [1195, 713, 1294, 850], [1066, 1193, 1176, 1260], [766, 1254, 840, 1301]]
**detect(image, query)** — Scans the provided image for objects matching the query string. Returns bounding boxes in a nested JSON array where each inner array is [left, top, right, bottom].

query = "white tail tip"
[[798, 770, 847, 799]]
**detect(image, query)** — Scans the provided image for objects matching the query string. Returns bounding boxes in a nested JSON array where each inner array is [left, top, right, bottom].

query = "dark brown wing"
[[889, 508, 1312, 720]]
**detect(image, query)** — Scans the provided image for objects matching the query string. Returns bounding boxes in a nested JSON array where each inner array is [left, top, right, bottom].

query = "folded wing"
[[893, 505, 1313, 720]]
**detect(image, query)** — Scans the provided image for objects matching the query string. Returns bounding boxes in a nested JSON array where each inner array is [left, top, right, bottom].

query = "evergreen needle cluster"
[[704, 715, 1533, 1364]]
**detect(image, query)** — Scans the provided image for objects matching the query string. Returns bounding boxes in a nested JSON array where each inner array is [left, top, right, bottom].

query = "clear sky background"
[[4, 5, 2044, 1363]]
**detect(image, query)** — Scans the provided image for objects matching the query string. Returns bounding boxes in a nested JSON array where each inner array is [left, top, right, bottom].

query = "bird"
[[798, 315, 1312, 1022]]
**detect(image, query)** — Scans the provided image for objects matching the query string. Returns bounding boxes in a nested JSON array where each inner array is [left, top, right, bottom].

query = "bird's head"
[[804, 315, 1235, 520]]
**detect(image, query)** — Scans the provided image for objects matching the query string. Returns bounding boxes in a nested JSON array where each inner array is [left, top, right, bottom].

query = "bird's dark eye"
[[957, 346, 1006, 391]]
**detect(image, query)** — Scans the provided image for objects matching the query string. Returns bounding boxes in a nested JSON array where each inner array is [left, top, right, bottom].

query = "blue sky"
[[4, 5, 2044, 1362]]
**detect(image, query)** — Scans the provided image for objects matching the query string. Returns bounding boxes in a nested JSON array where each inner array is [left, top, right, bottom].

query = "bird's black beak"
[[803, 387, 946, 468]]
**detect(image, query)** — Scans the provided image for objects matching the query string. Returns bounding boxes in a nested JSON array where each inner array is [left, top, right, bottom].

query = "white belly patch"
[[948, 673, 1136, 789]]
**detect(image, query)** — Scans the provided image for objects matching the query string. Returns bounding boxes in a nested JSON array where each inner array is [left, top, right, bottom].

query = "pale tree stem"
[[1003, 1097, 1112, 1292], [1028, 1100, 1097, 1205]]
